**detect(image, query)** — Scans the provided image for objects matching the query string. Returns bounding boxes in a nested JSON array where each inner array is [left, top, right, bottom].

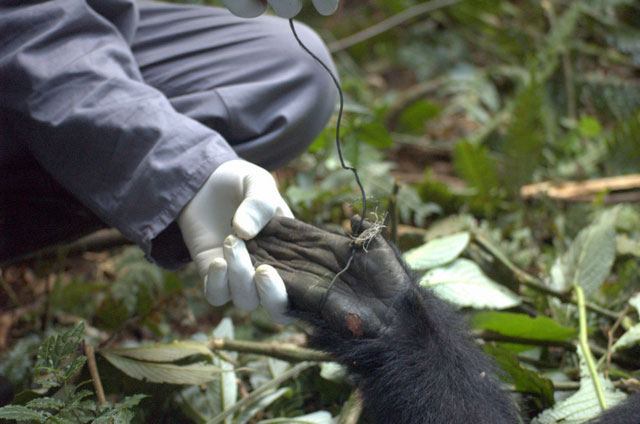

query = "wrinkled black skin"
[[248, 217, 640, 424]]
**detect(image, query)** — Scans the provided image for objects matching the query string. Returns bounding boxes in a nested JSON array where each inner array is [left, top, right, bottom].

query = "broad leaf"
[[472, 312, 577, 342], [404, 232, 470, 270], [532, 347, 626, 424], [420, 258, 521, 309], [551, 208, 617, 296], [102, 353, 225, 385], [103, 341, 212, 362], [0, 405, 45, 422]]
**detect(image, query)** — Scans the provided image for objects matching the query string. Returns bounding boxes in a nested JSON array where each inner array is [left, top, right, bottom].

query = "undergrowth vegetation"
[[1, 0, 639, 423]]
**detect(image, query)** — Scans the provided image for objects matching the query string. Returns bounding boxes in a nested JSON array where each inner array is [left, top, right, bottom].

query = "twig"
[[604, 306, 632, 372], [205, 361, 315, 424], [576, 285, 607, 411], [337, 389, 364, 424], [329, 0, 464, 52], [520, 174, 640, 200], [85, 345, 106, 405], [210, 338, 331, 362]]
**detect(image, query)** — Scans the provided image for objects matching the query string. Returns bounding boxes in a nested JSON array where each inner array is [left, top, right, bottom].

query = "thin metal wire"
[[288, 19, 367, 232], [288, 19, 367, 311]]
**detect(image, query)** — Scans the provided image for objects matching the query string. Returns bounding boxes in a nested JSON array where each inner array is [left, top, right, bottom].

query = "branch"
[[210, 338, 332, 362], [329, 0, 464, 52]]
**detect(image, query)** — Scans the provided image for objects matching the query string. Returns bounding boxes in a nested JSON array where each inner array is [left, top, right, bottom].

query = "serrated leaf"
[[103, 341, 212, 362], [404, 232, 470, 270], [0, 405, 46, 422], [258, 410, 334, 424], [420, 258, 521, 309], [472, 312, 577, 342], [102, 353, 225, 385], [63, 356, 87, 380], [557, 208, 618, 297], [26, 397, 64, 411], [611, 324, 640, 353]]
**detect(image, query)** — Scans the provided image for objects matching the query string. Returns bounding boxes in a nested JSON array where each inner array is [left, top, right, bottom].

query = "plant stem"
[[337, 389, 364, 424], [210, 338, 332, 362], [85, 345, 106, 405], [576, 285, 607, 411], [205, 362, 315, 424]]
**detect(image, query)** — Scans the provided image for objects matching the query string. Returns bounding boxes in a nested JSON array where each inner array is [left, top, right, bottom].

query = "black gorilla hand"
[[246, 216, 413, 338]]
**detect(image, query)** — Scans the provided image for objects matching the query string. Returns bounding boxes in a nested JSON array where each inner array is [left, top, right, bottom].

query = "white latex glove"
[[222, 0, 339, 19], [177, 159, 294, 323]]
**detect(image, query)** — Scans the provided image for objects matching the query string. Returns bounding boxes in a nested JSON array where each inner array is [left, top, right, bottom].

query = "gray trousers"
[[1, 1, 336, 266]]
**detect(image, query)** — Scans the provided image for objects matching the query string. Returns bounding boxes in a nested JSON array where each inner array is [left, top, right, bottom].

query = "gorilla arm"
[[247, 217, 520, 424]]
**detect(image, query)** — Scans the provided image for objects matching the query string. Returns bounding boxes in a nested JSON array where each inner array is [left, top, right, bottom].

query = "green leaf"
[[212, 318, 237, 423], [502, 79, 545, 191], [94, 394, 147, 424], [397, 100, 440, 134], [102, 353, 225, 385], [404, 232, 470, 270], [552, 208, 618, 296], [578, 115, 602, 138], [26, 397, 65, 411], [485, 346, 554, 408], [356, 121, 393, 148], [103, 341, 213, 363], [453, 140, 500, 214], [0, 405, 46, 422], [63, 356, 87, 381], [472, 312, 577, 342], [420, 258, 521, 309]]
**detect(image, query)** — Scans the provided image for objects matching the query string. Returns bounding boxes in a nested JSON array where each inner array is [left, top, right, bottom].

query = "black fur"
[[587, 392, 640, 424], [292, 285, 520, 424]]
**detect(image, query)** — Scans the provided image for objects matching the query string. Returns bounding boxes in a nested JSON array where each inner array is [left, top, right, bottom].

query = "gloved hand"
[[247, 216, 415, 338], [222, 0, 339, 19], [177, 159, 294, 323]]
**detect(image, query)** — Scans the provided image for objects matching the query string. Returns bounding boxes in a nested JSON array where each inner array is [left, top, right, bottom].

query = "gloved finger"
[[221, 0, 266, 17], [233, 197, 277, 240], [267, 0, 302, 18], [275, 198, 294, 219], [224, 235, 260, 311], [193, 247, 224, 284], [312, 0, 339, 15], [255, 265, 294, 324], [204, 258, 231, 307]]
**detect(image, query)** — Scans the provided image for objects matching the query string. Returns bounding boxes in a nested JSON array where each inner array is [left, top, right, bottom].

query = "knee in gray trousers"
[[133, 2, 339, 170]]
